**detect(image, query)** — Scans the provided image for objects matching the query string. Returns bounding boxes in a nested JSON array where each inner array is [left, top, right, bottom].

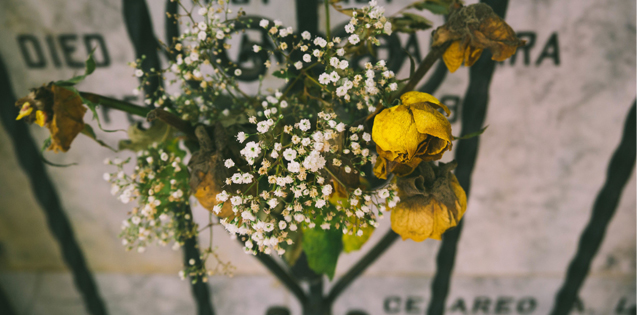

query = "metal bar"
[[0, 55, 108, 315], [253, 253, 308, 305], [0, 284, 17, 315], [426, 1, 510, 314], [325, 230, 399, 307], [180, 205, 215, 315], [549, 101, 636, 315], [122, 1, 215, 313], [122, 0, 163, 105]]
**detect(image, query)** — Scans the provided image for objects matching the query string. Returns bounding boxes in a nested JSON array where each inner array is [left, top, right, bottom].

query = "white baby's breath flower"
[[302, 31, 311, 40], [237, 132, 247, 143], [298, 119, 311, 131], [318, 73, 330, 85], [283, 148, 297, 161], [348, 34, 360, 45]]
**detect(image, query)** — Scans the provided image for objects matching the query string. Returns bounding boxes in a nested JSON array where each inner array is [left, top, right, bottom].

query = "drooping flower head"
[[372, 91, 452, 179], [433, 3, 526, 73], [391, 161, 467, 242]]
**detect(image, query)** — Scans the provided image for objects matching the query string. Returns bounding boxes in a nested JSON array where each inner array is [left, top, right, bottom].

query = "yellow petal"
[[408, 102, 453, 144], [400, 91, 451, 116], [442, 41, 465, 73], [16, 103, 33, 121], [372, 105, 426, 162], [391, 196, 434, 242], [342, 225, 375, 253], [464, 46, 483, 67], [47, 85, 87, 152], [373, 157, 388, 180], [430, 202, 455, 240], [449, 174, 467, 219], [35, 111, 47, 127]]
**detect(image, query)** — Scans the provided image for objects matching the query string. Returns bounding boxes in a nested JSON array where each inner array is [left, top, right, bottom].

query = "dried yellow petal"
[[442, 40, 465, 73], [16, 103, 33, 121], [35, 110, 47, 127], [390, 162, 467, 242], [47, 85, 87, 152], [433, 3, 525, 71]]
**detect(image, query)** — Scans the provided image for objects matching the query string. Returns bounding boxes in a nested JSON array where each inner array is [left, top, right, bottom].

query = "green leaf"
[[413, 3, 450, 15], [282, 230, 304, 266], [81, 124, 117, 151], [390, 13, 433, 33], [342, 225, 375, 253], [55, 49, 97, 86], [41, 137, 52, 153], [453, 126, 488, 140], [118, 121, 173, 152], [272, 69, 297, 81], [302, 227, 343, 279], [81, 96, 121, 133]]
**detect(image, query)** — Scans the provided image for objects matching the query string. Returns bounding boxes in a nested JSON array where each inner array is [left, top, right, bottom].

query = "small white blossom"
[[283, 148, 297, 161], [302, 31, 311, 40], [348, 34, 360, 45], [237, 132, 247, 143], [298, 119, 311, 131]]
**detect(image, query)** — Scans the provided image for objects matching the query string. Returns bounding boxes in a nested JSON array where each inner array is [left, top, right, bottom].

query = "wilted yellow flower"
[[16, 84, 87, 152], [433, 3, 526, 73], [390, 161, 466, 242], [189, 127, 235, 218], [372, 91, 452, 179]]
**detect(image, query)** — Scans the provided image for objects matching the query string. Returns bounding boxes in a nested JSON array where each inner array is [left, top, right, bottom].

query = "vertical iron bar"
[[549, 102, 636, 315], [122, 0, 162, 105], [426, 1, 509, 315], [180, 205, 215, 315], [122, 2, 214, 313], [0, 56, 108, 315], [0, 284, 17, 315]]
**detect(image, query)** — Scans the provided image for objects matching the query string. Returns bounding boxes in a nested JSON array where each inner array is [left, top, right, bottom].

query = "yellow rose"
[[16, 84, 87, 152], [390, 161, 467, 242], [433, 3, 526, 73], [372, 91, 452, 179]]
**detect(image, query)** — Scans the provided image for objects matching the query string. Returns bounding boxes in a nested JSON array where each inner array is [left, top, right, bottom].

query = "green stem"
[[79, 92, 150, 117], [325, 0, 331, 40]]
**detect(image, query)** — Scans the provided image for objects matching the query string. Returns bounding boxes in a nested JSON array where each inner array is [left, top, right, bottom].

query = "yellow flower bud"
[[372, 92, 452, 179], [390, 162, 467, 242]]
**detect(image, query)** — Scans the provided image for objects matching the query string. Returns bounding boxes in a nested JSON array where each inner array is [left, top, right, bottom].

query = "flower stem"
[[80, 92, 198, 140], [325, 0, 331, 41], [365, 41, 451, 123], [79, 92, 151, 117], [398, 42, 451, 97]]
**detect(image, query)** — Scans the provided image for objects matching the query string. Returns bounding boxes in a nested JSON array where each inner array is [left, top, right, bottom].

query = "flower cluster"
[[217, 109, 399, 255], [105, 141, 191, 252]]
